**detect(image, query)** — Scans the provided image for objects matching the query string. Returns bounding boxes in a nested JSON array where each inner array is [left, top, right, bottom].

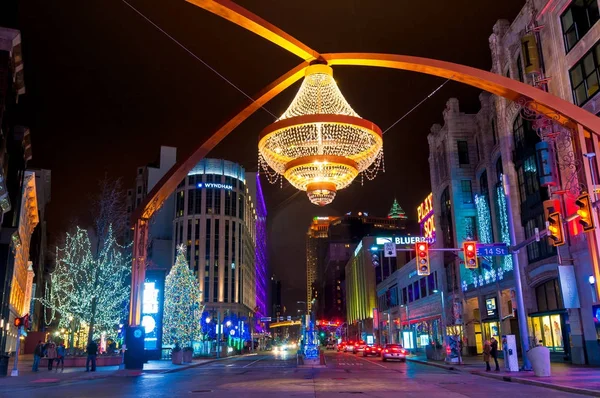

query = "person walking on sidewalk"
[[55, 343, 66, 371], [86, 340, 98, 372], [32, 340, 43, 372], [46, 342, 57, 371], [483, 340, 492, 372], [490, 337, 500, 371]]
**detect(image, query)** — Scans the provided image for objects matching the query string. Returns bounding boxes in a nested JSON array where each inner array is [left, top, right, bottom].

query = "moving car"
[[381, 344, 407, 362], [344, 340, 355, 353], [337, 342, 347, 352], [353, 340, 367, 354], [362, 344, 382, 357], [326, 341, 335, 350]]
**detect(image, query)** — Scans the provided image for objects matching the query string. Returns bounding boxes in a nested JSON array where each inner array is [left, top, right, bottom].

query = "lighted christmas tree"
[[163, 245, 203, 348], [40, 226, 130, 342], [388, 198, 407, 219]]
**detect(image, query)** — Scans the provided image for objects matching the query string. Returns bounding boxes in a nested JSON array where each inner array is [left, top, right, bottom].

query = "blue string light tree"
[[163, 245, 203, 359]]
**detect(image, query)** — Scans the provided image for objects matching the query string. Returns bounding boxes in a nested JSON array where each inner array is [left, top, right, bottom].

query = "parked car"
[[353, 340, 367, 354], [344, 340, 355, 353], [381, 344, 407, 362], [362, 344, 382, 357]]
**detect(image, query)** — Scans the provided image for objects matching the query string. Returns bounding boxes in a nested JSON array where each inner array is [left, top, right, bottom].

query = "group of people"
[[483, 336, 500, 371], [32, 340, 66, 372], [32, 339, 99, 372]]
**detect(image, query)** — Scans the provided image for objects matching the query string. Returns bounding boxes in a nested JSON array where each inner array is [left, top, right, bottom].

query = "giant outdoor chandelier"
[[258, 62, 384, 206]]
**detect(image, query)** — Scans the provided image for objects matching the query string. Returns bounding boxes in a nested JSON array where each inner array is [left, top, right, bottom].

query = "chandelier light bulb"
[[258, 62, 383, 206]]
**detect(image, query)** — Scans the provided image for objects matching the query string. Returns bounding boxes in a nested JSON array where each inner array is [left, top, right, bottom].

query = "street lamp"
[[590, 275, 598, 303], [205, 317, 211, 324], [226, 321, 232, 327]]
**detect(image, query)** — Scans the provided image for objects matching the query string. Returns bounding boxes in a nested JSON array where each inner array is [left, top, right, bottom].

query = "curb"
[[407, 358, 600, 397]]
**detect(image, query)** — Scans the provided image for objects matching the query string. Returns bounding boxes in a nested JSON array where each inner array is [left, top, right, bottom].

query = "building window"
[[480, 170, 488, 195], [569, 42, 600, 106], [137, 186, 142, 194], [225, 190, 232, 216], [413, 281, 420, 300], [491, 119, 498, 146], [195, 186, 202, 214], [440, 187, 454, 248], [461, 180, 473, 204], [561, 0, 599, 53], [495, 157, 504, 184], [475, 138, 481, 162], [516, 156, 540, 206], [464, 216, 477, 241], [214, 189, 221, 215], [206, 188, 213, 215], [457, 140, 470, 165], [525, 213, 555, 262], [188, 189, 195, 215], [516, 54, 525, 82], [176, 191, 184, 217]]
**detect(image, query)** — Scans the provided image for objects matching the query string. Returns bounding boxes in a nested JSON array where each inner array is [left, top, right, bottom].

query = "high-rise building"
[[246, 172, 267, 320], [307, 209, 414, 319], [172, 159, 263, 321], [28, 168, 51, 332], [270, 274, 282, 318]]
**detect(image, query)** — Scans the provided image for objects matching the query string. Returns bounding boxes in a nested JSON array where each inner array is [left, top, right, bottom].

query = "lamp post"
[[503, 175, 532, 371]]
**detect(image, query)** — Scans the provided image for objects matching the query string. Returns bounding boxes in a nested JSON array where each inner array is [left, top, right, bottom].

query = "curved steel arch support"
[[323, 53, 600, 135]]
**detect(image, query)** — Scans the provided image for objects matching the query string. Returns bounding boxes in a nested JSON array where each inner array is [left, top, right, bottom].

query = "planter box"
[[183, 350, 193, 363], [40, 355, 122, 368], [172, 351, 183, 365]]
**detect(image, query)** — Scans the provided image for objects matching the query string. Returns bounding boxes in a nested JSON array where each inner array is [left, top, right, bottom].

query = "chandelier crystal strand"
[[258, 63, 383, 206]]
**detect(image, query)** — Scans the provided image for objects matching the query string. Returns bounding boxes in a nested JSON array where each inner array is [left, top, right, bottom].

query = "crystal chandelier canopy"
[[258, 63, 383, 206]]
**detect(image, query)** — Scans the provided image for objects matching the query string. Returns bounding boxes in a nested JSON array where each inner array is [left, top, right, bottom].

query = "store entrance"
[[483, 321, 501, 348], [474, 323, 483, 354]]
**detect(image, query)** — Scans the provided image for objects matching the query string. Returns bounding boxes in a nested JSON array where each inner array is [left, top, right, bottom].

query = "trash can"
[[0, 355, 9, 377], [527, 346, 551, 377]]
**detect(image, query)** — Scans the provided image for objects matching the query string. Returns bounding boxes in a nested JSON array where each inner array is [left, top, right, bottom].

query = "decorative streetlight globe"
[[258, 62, 383, 206]]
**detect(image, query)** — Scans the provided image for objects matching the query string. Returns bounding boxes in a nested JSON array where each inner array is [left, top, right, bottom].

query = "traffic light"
[[14, 317, 24, 327], [416, 242, 430, 276], [576, 193, 595, 232], [547, 212, 565, 246], [463, 241, 478, 269], [371, 253, 380, 268]]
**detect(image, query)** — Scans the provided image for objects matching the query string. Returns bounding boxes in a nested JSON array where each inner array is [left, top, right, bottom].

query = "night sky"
[[4, 0, 524, 313]]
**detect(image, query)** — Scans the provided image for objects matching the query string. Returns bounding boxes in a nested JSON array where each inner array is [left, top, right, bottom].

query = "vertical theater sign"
[[417, 193, 435, 243]]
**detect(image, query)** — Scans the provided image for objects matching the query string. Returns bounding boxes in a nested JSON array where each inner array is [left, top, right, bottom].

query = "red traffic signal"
[[463, 241, 478, 269], [14, 317, 24, 327], [415, 242, 430, 276]]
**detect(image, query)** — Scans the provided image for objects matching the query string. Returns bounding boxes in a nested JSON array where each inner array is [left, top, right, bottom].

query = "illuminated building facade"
[[173, 159, 262, 321], [422, 0, 600, 364], [306, 217, 331, 310]]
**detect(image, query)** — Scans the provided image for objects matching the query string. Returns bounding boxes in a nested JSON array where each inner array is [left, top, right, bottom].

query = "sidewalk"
[[0, 353, 228, 391], [407, 354, 600, 397]]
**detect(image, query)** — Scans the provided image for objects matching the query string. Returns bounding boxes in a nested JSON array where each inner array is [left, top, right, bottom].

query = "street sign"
[[384, 242, 396, 257], [477, 243, 509, 256], [260, 317, 271, 322]]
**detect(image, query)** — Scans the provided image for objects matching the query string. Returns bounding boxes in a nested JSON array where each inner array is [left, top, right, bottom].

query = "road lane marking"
[[243, 358, 263, 368], [358, 356, 388, 369]]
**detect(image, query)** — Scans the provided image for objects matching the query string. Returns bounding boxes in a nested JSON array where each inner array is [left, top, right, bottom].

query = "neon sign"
[[197, 182, 233, 190], [417, 193, 435, 242]]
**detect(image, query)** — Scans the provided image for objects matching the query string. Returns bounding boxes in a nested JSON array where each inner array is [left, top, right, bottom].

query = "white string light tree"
[[41, 226, 130, 346], [163, 245, 203, 350]]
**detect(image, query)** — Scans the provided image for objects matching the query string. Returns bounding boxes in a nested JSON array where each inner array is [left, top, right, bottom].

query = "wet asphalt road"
[[0, 351, 584, 397]]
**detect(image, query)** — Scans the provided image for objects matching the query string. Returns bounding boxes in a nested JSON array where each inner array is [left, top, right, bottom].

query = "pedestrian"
[[46, 342, 57, 371], [490, 337, 500, 371], [483, 340, 491, 372], [32, 340, 43, 372], [86, 339, 98, 372], [56, 343, 66, 371]]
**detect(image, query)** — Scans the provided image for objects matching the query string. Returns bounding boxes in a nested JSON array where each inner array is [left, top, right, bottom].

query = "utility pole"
[[503, 175, 533, 371]]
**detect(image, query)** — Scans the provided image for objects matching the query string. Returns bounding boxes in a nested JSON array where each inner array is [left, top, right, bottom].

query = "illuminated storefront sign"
[[197, 182, 233, 190], [485, 297, 498, 318], [142, 279, 162, 350], [376, 236, 432, 245], [417, 193, 435, 242]]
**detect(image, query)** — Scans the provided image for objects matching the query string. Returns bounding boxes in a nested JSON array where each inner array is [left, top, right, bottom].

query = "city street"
[[0, 351, 586, 397]]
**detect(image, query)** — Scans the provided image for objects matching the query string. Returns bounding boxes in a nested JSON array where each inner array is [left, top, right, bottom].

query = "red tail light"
[[354, 343, 358, 347], [384, 349, 389, 353]]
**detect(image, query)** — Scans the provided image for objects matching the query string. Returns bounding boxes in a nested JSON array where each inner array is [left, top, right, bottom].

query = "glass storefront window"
[[531, 314, 564, 352]]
